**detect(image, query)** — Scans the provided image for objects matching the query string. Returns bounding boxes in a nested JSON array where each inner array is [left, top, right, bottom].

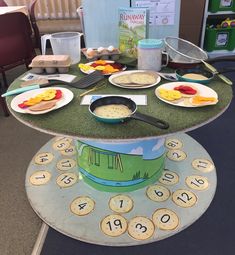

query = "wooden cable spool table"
[[6, 65, 233, 246]]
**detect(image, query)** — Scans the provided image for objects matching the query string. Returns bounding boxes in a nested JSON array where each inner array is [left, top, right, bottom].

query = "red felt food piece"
[[18, 101, 28, 109], [174, 85, 197, 95], [54, 89, 62, 99]]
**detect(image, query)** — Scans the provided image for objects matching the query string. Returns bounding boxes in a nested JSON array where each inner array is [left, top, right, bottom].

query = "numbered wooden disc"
[[109, 195, 133, 213], [152, 208, 179, 230], [128, 216, 155, 240], [29, 171, 51, 186], [56, 173, 78, 188], [146, 185, 170, 202], [185, 175, 209, 191], [165, 138, 183, 150], [70, 196, 95, 216], [192, 159, 215, 173], [172, 189, 197, 208], [34, 152, 54, 165], [56, 158, 76, 171], [100, 215, 128, 237], [158, 170, 179, 185], [167, 149, 187, 161]]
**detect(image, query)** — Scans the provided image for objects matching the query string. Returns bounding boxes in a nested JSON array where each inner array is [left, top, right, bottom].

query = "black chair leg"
[[2, 71, 8, 88], [0, 80, 10, 117], [0, 96, 9, 117]]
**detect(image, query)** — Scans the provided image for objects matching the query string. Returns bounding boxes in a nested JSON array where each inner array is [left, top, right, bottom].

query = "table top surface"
[[6, 64, 233, 141]]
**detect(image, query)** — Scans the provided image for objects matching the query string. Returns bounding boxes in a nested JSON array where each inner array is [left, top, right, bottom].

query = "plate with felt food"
[[109, 70, 161, 89], [155, 82, 218, 107], [11, 87, 74, 114]]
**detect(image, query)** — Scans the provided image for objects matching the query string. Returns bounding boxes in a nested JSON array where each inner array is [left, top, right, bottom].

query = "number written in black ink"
[[167, 141, 179, 148], [60, 175, 74, 184], [191, 178, 205, 187], [61, 160, 72, 168], [35, 174, 45, 179], [177, 192, 192, 204], [57, 143, 65, 148], [154, 190, 163, 197], [160, 214, 170, 223], [172, 152, 181, 159], [106, 219, 123, 231], [162, 172, 174, 182], [78, 202, 87, 210], [39, 154, 49, 162], [135, 223, 147, 233], [197, 160, 208, 168]]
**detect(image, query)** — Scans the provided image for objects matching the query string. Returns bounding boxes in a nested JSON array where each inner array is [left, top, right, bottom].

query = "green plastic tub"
[[204, 27, 235, 51], [208, 0, 235, 12]]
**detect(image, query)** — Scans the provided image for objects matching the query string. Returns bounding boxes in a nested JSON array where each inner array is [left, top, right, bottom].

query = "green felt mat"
[[6, 64, 233, 141]]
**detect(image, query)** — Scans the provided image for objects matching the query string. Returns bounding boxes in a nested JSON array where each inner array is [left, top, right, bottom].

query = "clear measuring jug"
[[41, 32, 82, 64]]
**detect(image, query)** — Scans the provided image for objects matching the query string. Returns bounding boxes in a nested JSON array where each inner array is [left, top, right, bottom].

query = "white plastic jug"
[[41, 32, 82, 64]]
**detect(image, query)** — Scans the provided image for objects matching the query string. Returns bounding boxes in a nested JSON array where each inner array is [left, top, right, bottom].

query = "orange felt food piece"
[[102, 64, 119, 74], [192, 96, 217, 105], [94, 60, 107, 65], [24, 96, 42, 106]]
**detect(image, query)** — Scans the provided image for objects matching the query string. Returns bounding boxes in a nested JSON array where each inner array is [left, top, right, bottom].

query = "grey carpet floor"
[[0, 65, 52, 255]]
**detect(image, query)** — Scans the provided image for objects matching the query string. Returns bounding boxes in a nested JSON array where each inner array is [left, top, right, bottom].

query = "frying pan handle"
[[131, 112, 169, 129], [207, 55, 235, 63]]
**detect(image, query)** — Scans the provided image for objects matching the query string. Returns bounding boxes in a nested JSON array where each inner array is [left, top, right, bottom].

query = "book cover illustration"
[[118, 7, 149, 58]]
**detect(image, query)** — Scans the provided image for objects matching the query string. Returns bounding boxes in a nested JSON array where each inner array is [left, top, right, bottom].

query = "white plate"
[[79, 60, 126, 75], [155, 82, 218, 107], [109, 70, 161, 90], [10, 87, 74, 114]]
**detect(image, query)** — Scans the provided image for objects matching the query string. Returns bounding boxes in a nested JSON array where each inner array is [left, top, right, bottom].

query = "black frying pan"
[[89, 96, 169, 129]]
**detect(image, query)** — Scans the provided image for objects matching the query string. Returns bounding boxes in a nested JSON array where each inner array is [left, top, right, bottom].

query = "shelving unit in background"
[[200, 0, 235, 57]]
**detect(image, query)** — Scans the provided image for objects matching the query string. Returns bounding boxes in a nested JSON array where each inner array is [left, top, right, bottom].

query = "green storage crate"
[[209, 0, 235, 12], [204, 26, 235, 51]]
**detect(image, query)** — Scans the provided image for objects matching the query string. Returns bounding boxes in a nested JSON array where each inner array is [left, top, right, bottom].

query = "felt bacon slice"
[[27, 99, 58, 111]]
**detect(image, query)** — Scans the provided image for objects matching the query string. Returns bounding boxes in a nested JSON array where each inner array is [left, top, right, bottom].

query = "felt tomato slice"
[[174, 85, 197, 95], [18, 101, 28, 109], [54, 89, 62, 99]]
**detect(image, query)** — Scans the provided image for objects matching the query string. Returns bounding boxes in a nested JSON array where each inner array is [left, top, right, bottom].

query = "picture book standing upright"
[[118, 7, 149, 58]]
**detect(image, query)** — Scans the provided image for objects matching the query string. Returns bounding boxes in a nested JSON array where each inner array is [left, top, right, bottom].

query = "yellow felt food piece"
[[38, 89, 57, 100], [158, 88, 182, 101], [94, 65, 105, 71], [78, 63, 95, 72]]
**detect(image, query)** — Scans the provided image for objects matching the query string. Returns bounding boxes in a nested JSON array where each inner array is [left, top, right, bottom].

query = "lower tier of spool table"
[[25, 133, 216, 246]]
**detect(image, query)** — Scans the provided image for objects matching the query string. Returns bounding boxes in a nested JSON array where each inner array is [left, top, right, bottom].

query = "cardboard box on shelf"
[[179, 0, 206, 46]]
